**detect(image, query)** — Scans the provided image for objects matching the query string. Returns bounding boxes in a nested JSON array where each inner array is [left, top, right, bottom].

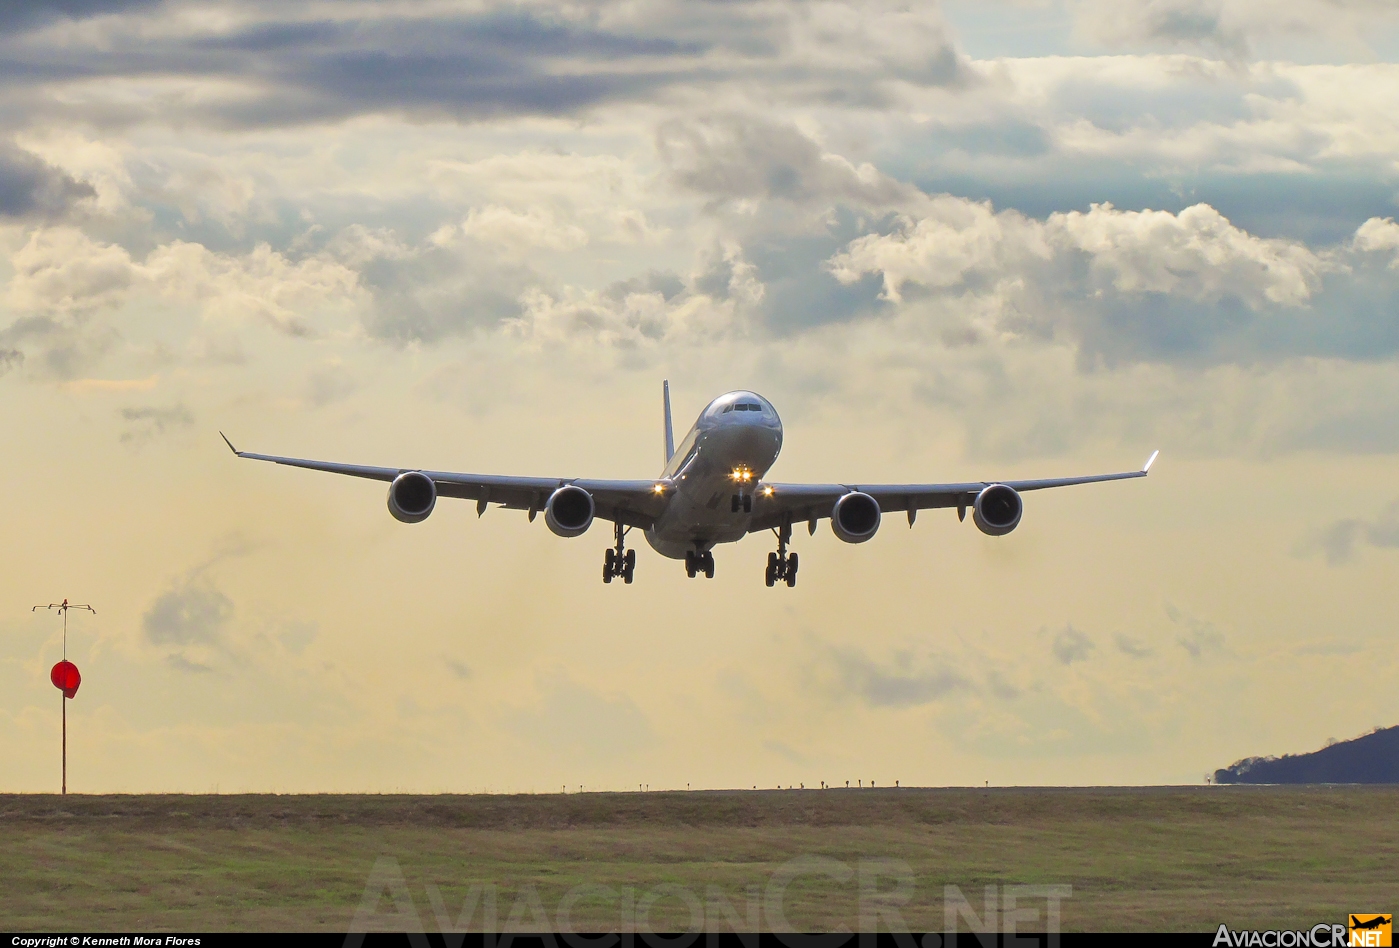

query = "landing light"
[[730, 468, 753, 482], [653, 483, 666, 494], [763, 486, 774, 496]]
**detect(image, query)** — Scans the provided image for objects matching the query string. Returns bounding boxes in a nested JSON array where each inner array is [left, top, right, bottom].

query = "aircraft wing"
[[221, 435, 669, 528], [748, 452, 1158, 532]]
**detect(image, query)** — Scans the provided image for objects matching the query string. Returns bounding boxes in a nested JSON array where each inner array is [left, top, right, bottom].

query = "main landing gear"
[[765, 524, 798, 587], [604, 522, 635, 584], [685, 549, 715, 579]]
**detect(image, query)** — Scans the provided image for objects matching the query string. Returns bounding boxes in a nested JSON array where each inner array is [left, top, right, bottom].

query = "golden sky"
[[2, 0, 1399, 791]]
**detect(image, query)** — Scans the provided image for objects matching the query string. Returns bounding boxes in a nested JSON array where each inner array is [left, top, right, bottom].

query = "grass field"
[[3, 786, 1396, 932]]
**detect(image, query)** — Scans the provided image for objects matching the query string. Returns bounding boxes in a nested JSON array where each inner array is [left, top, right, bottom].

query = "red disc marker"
[[50, 660, 80, 699]]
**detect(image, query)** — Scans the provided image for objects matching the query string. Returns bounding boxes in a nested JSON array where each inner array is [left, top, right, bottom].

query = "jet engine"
[[831, 491, 881, 543], [545, 485, 595, 537], [973, 484, 1022, 536], [387, 471, 437, 523]]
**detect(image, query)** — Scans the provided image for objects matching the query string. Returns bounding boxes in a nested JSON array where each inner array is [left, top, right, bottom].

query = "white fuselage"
[[645, 391, 783, 559]]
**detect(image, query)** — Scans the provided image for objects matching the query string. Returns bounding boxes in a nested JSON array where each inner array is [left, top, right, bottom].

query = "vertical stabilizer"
[[663, 379, 675, 464]]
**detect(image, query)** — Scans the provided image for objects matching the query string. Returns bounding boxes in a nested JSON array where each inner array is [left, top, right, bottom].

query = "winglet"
[[1142, 449, 1159, 473], [220, 431, 240, 456]]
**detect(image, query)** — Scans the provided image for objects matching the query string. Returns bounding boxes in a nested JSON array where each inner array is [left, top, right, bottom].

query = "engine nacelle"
[[545, 485, 594, 537], [387, 471, 437, 523], [831, 491, 881, 543], [973, 484, 1022, 536]]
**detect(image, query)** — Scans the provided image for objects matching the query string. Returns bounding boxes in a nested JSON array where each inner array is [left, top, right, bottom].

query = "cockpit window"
[[721, 399, 765, 414]]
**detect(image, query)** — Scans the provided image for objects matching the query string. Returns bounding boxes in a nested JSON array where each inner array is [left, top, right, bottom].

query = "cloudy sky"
[[2, 0, 1399, 792]]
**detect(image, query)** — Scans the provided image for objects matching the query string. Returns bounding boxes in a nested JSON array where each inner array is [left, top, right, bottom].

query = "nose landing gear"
[[765, 524, 798, 587], [685, 549, 715, 579], [730, 494, 752, 514], [603, 522, 635, 584]]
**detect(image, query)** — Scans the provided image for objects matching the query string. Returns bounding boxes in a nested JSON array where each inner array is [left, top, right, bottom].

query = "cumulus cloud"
[[824, 198, 1383, 367], [4, 228, 367, 331], [0, 144, 94, 217], [1070, 0, 1399, 56], [1054, 203, 1324, 306], [427, 151, 667, 247], [0, 7, 700, 127], [1114, 633, 1154, 658], [1073, 0, 1253, 54], [1051, 626, 1095, 665], [825, 644, 973, 708], [138, 537, 275, 674], [660, 115, 920, 210], [778, 0, 968, 87], [119, 404, 194, 445], [831, 200, 1325, 309], [455, 205, 589, 254], [144, 578, 233, 648], [277, 620, 317, 655], [1166, 603, 1228, 659], [904, 55, 1399, 249], [0, 0, 965, 129], [1353, 218, 1399, 267], [330, 225, 533, 345], [1299, 500, 1399, 566], [826, 195, 1047, 302], [143, 240, 366, 337], [6, 227, 136, 318], [0, 0, 161, 35], [505, 242, 763, 350], [0, 226, 368, 374]]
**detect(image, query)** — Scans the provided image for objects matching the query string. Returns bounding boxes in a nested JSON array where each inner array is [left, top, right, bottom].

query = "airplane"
[[1351, 916, 1392, 931], [222, 382, 1157, 587]]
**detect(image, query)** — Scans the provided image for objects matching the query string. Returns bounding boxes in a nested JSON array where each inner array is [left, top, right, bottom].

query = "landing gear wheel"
[[765, 524, 797, 588], [685, 551, 697, 578], [703, 551, 715, 579], [743, 495, 752, 513], [604, 523, 633, 585], [731, 495, 740, 513]]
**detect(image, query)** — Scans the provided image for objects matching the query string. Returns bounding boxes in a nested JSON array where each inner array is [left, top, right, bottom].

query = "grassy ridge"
[[2, 787, 1396, 931]]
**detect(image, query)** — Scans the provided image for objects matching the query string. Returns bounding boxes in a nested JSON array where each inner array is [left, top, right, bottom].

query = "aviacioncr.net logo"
[[1348, 914, 1392, 947]]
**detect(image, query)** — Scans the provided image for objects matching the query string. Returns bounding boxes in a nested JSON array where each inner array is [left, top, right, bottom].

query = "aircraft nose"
[[729, 423, 780, 459], [735, 408, 777, 427]]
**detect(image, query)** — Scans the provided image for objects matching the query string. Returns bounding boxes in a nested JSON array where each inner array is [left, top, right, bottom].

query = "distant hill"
[[1215, 725, 1399, 784]]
